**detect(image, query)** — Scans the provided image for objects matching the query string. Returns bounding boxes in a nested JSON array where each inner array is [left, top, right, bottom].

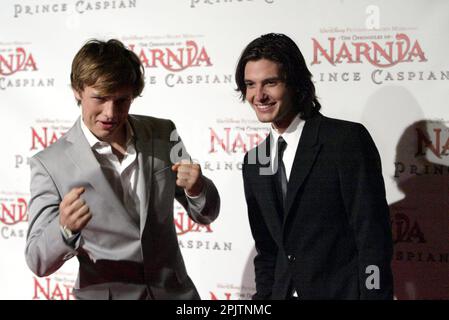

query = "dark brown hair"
[[235, 33, 321, 119]]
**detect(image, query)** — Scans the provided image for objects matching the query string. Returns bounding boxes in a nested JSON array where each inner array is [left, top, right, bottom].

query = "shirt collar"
[[270, 114, 304, 149]]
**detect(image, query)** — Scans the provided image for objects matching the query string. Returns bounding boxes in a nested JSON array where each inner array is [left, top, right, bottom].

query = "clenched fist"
[[171, 160, 205, 197], [59, 187, 92, 233]]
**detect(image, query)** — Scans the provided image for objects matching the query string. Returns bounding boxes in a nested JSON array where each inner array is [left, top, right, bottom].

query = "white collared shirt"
[[270, 114, 305, 180], [80, 119, 141, 224]]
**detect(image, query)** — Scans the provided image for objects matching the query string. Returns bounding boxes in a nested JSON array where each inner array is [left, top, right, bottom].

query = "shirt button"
[[287, 254, 296, 262]]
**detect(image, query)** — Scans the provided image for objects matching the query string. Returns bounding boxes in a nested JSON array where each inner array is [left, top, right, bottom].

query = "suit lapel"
[[284, 114, 323, 218], [251, 137, 283, 244], [128, 116, 154, 236], [65, 118, 131, 221]]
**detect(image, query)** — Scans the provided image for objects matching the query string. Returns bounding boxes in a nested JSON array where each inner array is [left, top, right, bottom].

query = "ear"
[[72, 88, 82, 102]]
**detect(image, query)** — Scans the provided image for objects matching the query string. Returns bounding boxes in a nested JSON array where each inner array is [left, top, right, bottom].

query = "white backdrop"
[[1, 0, 449, 300]]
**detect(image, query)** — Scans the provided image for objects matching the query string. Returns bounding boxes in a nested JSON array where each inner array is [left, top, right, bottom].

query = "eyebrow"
[[91, 93, 132, 99], [89, 91, 105, 98]]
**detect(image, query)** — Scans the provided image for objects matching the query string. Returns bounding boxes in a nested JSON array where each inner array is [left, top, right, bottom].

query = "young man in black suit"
[[236, 33, 393, 300]]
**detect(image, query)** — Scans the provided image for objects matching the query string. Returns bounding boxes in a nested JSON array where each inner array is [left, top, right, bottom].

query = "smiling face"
[[244, 59, 297, 133], [74, 85, 133, 145]]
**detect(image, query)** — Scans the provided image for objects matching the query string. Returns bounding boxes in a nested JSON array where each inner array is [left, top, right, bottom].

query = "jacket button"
[[287, 254, 296, 262]]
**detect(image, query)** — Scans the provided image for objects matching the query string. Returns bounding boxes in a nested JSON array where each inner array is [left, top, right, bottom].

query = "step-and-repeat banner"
[[1, 0, 448, 299]]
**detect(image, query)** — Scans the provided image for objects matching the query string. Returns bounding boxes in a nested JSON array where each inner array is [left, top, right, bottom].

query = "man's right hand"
[[59, 187, 92, 233]]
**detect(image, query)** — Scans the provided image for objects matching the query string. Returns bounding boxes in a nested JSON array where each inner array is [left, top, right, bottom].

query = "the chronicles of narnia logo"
[[174, 204, 231, 252], [0, 43, 55, 90], [15, 119, 71, 170], [311, 27, 448, 85], [204, 118, 269, 172], [123, 34, 232, 88], [0, 191, 28, 240]]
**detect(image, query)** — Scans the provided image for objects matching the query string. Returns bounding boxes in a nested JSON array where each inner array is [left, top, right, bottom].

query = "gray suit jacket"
[[25, 115, 220, 300]]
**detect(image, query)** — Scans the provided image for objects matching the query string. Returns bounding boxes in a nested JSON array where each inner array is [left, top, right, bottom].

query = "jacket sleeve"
[[176, 175, 220, 225], [25, 156, 79, 277], [337, 123, 394, 299], [169, 121, 220, 225], [243, 154, 277, 300]]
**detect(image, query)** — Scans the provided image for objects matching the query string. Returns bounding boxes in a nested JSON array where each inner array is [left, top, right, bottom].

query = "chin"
[[256, 113, 276, 123], [94, 130, 110, 140]]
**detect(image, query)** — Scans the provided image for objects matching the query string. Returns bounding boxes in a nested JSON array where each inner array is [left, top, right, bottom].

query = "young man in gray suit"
[[25, 39, 220, 300], [236, 33, 393, 299]]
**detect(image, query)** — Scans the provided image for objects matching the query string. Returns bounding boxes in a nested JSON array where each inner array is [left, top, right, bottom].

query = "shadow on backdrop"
[[362, 86, 449, 299], [390, 120, 449, 299]]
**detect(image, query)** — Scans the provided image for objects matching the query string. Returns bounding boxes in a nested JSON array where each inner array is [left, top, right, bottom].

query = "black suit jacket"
[[243, 113, 393, 299]]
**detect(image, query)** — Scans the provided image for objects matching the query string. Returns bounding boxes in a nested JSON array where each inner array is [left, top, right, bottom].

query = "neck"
[[273, 112, 298, 134], [106, 124, 128, 157]]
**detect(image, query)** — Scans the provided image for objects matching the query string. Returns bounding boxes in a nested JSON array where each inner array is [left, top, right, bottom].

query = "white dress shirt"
[[81, 119, 142, 224], [270, 114, 305, 180]]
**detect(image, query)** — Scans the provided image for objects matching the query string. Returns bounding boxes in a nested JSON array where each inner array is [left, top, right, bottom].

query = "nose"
[[102, 100, 115, 119], [254, 85, 267, 102]]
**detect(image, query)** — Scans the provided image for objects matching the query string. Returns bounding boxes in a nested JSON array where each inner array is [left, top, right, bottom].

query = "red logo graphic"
[[415, 126, 449, 159], [209, 128, 267, 154], [30, 126, 66, 151], [33, 277, 75, 300], [0, 198, 28, 225], [175, 210, 212, 235], [128, 40, 212, 72], [312, 33, 427, 67], [0, 48, 37, 76], [391, 213, 426, 244], [210, 291, 232, 300]]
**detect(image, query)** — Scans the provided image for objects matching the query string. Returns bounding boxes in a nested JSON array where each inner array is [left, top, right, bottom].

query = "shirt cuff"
[[184, 187, 206, 211], [59, 225, 81, 247]]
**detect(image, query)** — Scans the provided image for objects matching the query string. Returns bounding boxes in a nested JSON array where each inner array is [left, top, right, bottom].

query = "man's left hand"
[[171, 160, 204, 197]]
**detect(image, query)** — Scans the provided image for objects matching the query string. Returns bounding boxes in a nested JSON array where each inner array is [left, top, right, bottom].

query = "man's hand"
[[59, 187, 92, 233], [171, 160, 205, 197]]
